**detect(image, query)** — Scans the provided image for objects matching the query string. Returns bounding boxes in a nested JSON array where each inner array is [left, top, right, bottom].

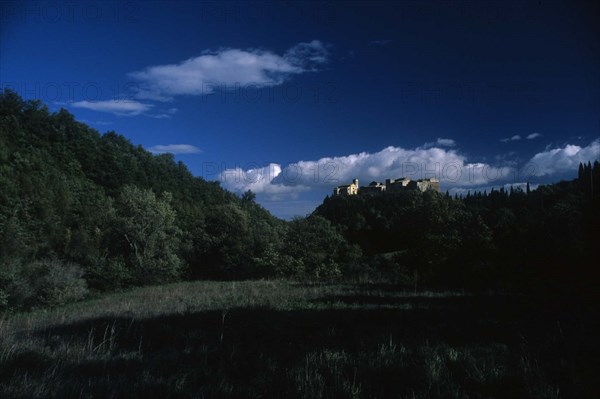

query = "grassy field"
[[0, 280, 597, 398]]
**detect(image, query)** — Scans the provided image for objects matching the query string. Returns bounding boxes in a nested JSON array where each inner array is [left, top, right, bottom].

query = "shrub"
[[84, 255, 133, 290], [4, 258, 88, 309], [0, 288, 7, 309]]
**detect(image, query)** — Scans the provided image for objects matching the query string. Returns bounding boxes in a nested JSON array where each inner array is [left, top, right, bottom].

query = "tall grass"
[[0, 280, 596, 398]]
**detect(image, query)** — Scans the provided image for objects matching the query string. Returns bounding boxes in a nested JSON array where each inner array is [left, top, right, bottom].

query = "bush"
[[284, 216, 349, 280], [0, 288, 7, 309], [3, 258, 88, 309], [0, 258, 19, 310], [84, 256, 132, 290]]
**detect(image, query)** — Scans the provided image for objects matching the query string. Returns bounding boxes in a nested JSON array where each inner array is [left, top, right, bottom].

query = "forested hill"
[[1, 90, 598, 310], [0, 90, 299, 305], [314, 164, 600, 292]]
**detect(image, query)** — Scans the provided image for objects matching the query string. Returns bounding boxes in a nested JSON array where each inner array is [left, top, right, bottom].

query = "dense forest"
[[315, 169, 600, 291], [0, 90, 356, 309], [1, 90, 598, 310]]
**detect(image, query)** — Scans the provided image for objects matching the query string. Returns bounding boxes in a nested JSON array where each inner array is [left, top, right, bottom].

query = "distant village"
[[333, 178, 440, 196]]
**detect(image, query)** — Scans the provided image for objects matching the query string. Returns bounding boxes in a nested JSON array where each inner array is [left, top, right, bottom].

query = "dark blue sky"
[[1, 0, 599, 218]]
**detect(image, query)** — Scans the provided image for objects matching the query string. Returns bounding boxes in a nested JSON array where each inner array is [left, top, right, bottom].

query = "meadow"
[[1, 280, 597, 398]]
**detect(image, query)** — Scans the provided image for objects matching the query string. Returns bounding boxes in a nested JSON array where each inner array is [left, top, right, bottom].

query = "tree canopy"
[[1, 89, 598, 309]]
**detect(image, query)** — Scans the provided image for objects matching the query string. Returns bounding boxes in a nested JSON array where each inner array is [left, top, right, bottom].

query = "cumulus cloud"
[[147, 144, 202, 154], [284, 40, 329, 70], [526, 132, 542, 140], [527, 139, 600, 176], [218, 163, 311, 200], [217, 139, 600, 200], [129, 40, 329, 101], [500, 135, 521, 143], [423, 138, 456, 148], [71, 100, 153, 116], [218, 145, 512, 200]]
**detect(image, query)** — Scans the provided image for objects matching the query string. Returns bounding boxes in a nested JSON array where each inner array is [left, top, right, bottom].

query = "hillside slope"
[[0, 90, 289, 306], [1, 89, 598, 311], [314, 169, 600, 291]]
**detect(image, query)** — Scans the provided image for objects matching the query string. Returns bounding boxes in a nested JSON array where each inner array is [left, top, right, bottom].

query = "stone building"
[[333, 178, 359, 196], [360, 181, 386, 195], [411, 178, 441, 192], [385, 177, 411, 192], [333, 177, 440, 196]]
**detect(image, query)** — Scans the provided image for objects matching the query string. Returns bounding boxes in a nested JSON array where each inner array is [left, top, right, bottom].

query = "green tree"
[[285, 215, 350, 279], [111, 186, 183, 285], [241, 190, 256, 205]]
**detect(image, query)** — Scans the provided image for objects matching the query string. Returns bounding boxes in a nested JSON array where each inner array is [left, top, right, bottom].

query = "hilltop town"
[[333, 178, 440, 196]]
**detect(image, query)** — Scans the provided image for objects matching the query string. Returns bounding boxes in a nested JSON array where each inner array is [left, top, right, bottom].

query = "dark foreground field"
[[0, 281, 598, 398]]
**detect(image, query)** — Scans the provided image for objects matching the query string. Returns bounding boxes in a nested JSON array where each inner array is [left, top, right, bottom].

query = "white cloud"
[[500, 134, 521, 143], [527, 139, 600, 176], [148, 107, 178, 119], [284, 40, 329, 70], [423, 138, 456, 148], [129, 40, 329, 101], [218, 144, 512, 200], [526, 132, 542, 140], [221, 139, 599, 218], [71, 100, 153, 116], [218, 139, 600, 201], [218, 163, 311, 200], [147, 144, 202, 154]]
